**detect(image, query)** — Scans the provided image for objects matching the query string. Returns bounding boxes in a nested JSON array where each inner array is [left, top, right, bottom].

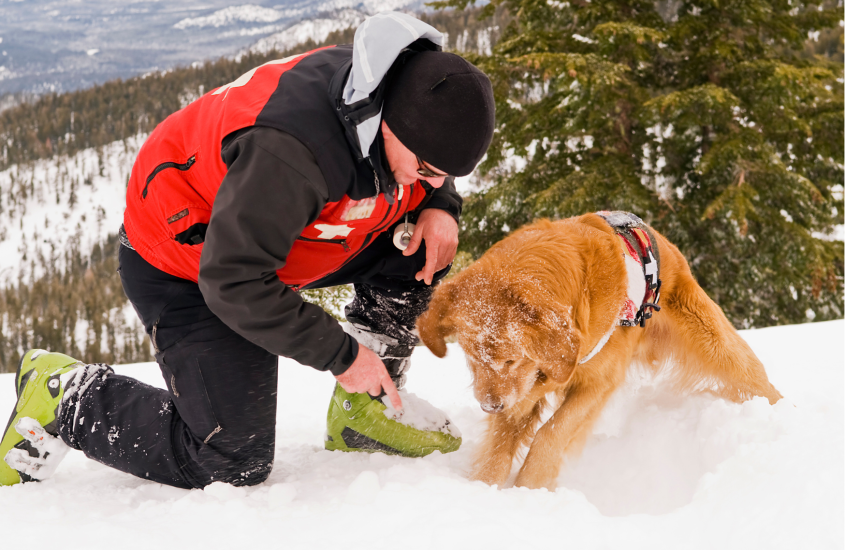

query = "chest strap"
[[579, 211, 662, 365]]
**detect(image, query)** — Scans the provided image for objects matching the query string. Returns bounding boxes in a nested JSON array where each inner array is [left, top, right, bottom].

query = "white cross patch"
[[213, 54, 304, 99], [314, 224, 354, 239]]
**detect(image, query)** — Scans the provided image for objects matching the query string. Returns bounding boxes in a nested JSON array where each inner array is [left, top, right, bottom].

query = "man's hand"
[[402, 208, 459, 285], [335, 346, 403, 411]]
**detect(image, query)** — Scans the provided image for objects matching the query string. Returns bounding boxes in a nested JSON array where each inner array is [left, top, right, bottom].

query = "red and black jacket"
[[123, 44, 461, 374]]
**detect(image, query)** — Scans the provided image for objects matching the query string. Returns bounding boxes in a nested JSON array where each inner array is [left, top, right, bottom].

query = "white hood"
[[342, 12, 443, 159]]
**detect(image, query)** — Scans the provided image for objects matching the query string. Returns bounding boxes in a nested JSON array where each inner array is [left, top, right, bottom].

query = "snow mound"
[[345, 470, 380, 504], [382, 390, 461, 438], [557, 373, 802, 516]]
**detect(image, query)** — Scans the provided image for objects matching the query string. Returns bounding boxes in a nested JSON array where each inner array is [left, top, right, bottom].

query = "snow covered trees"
[[0, 236, 152, 371], [444, 0, 843, 327]]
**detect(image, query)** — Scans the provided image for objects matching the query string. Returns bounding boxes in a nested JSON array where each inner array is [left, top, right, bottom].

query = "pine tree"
[[438, 0, 843, 327]]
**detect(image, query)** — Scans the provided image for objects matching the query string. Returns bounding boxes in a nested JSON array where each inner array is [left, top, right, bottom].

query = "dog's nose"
[[480, 402, 504, 414]]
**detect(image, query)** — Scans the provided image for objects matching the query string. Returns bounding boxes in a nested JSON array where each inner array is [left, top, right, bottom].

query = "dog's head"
[[418, 270, 582, 414]]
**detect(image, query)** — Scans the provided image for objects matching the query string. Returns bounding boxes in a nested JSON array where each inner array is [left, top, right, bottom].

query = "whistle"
[[393, 222, 416, 250]]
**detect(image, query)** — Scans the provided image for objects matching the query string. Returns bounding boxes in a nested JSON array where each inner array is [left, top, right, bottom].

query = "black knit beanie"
[[382, 51, 495, 177]]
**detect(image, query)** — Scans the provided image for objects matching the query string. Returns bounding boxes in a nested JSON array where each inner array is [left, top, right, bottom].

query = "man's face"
[[381, 120, 449, 188]]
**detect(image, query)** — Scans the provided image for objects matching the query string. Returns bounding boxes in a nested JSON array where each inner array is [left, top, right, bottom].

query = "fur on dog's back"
[[420, 215, 628, 369]]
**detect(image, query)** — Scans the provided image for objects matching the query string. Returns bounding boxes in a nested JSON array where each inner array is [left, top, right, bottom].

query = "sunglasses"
[[416, 155, 450, 179]]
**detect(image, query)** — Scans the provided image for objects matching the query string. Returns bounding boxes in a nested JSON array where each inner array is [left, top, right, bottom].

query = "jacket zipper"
[[293, 183, 414, 290], [366, 156, 380, 196], [296, 236, 351, 252], [142, 155, 197, 199], [151, 317, 161, 354], [328, 182, 412, 274]]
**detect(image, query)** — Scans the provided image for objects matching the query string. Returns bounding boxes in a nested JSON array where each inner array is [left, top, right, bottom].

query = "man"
[[0, 12, 495, 488]]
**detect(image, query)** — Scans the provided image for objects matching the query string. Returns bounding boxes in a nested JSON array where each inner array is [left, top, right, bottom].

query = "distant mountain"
[[248, 8, 367, 54], [0, 0, 423, 96]]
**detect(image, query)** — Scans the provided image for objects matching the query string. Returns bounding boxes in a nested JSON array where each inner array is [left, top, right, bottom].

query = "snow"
[[249, 9, 367, 54], [0, 320, 841, 548], [3, 417, 70, 481], [245, 0, 429, 57], [174, 5, 287, 29], [0, 136, 143, 285], [381, 390, 461, 438]]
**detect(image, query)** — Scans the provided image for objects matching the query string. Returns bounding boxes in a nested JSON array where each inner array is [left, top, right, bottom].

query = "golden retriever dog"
[[417, 213, 782, 490]]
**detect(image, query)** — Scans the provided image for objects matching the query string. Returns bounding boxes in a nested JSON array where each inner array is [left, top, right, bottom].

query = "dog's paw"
[[469, 464, 511, 488], [513, 465, 558, 491]]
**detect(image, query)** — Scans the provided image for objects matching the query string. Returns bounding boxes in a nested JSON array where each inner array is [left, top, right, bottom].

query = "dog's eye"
[[503, 360, 515, 367]]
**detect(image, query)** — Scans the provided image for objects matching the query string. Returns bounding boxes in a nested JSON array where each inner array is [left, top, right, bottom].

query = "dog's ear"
[[522, 307, 583, 386], [417, 282, 457, 358]]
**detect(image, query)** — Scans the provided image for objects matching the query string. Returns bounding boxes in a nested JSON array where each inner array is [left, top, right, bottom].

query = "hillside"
[[0, 137, 148, 368]]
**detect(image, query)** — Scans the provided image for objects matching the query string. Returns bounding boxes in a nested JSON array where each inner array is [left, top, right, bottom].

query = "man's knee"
[[224, 458, 274, 487], [206, 435, 275, 487]]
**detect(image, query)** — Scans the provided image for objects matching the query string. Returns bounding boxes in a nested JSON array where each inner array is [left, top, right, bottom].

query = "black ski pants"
[[57, 228, 449, 489]]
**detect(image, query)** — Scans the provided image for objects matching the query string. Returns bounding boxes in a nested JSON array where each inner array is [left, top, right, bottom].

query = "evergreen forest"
[[443, 0, 843, 328]]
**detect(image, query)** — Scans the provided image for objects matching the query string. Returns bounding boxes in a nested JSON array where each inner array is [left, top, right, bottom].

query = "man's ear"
[[417, 283, 457, 358]]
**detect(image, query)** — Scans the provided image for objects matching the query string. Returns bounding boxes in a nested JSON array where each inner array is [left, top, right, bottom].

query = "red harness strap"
[[597, 211, 662, 328]]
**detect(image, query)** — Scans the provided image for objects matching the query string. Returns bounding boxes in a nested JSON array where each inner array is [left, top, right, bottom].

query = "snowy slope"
[[0, 320, 840, 549], [249, 8, 368, 54], [0, 136, 143, 285], [246, 0, 436, 56]]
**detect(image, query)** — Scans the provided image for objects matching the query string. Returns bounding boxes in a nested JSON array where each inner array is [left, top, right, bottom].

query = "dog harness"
[[579, 211, 662, 364]]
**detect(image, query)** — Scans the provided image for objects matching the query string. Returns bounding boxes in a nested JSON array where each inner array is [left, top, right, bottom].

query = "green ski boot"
[[0, 349, 82, 485], [325, 384, 461, 457]]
